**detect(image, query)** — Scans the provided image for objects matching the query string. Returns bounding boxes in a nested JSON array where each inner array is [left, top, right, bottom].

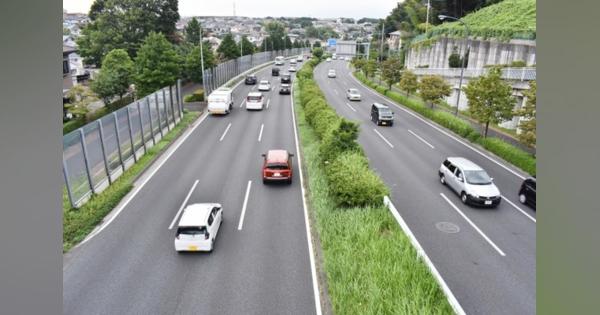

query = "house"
[[387, 30, 404, 51]]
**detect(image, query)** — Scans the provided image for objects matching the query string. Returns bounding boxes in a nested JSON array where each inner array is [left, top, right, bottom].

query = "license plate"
[[274, 173, 281, 177], [188, 245, 198, 251], [484, 200, 492, 205], [382, 122, 386, 125]]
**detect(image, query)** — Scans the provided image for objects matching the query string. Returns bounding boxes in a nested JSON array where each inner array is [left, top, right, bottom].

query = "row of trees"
[[352, 57, 536, 147]]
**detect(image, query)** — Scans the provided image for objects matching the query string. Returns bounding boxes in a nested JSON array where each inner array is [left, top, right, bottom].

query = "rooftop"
[[178, 203, 220, 227]]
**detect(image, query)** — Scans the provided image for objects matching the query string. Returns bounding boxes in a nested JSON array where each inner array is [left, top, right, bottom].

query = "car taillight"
[[205, 232, 210, 240], [175, 234, 179, 239]]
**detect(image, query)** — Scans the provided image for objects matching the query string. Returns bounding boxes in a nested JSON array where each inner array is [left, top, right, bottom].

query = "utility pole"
[[426, 0, 431, 33], [379, 21, 385, 63], [199, 26, 206, 93], [240, 35, 243, 56]]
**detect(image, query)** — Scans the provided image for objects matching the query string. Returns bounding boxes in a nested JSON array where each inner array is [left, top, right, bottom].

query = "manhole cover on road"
[[436, 222, 460, 234]]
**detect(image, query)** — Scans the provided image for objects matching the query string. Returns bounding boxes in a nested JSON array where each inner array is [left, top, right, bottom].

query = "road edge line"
[[383, 196, 466, 315], [291, 82, 323, 315]]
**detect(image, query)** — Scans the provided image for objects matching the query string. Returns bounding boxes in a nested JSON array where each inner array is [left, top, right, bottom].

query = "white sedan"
[[327, 69, 336, 78], [346, 88, 361, 101], [245, 92, 265, 110], [288, 66, 297, 72], [258, 80, 271, 91], [174, 203, 223, 252]]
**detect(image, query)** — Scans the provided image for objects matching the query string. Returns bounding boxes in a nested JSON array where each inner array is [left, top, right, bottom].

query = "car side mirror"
[[458, 177, 464, 182], [490, 177, 494, 181], [289, 153, 295, 157], [261, 153, 266, 157]]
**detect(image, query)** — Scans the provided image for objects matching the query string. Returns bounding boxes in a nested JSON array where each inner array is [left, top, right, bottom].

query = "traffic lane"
[[316, 63, 536, 255], [356, 130, 535, 315], [330, 62, 536, 218], [64, 65, 311, 313], [314, 63, 535, 314]]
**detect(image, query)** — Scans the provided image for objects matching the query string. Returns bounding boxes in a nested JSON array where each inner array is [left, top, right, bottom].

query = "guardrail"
[[410, 67, 536, 81]]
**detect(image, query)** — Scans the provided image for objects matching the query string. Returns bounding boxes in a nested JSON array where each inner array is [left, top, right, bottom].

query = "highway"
[[314, 59, 536, 315], [63, 64, 319, 314]]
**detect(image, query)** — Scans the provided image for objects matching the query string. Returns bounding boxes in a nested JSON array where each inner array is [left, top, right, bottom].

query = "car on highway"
[[262, 150, 294, 184], [290, 59, 297, 65], [296, 55, 303, 62], [288, 66, 297, 72], [258, 80, 271, 91], [326, 57, 332, 62], [275, 56, 285, 65], [332, 54, 337, 60], [245, 74, 257, 85], [439, 157, 502, 207], [281, 73, 292, 84], [245, 92, 265, 110], [207, 88, 234, 115], [272, 67, 280, 76], [346, 88, 361, 101], [518, 176, 536, 209], [370, 103, 394, 126], [327, 69, 336, 78], [279, 83, 291, 95], [174, 203, 223, 252]]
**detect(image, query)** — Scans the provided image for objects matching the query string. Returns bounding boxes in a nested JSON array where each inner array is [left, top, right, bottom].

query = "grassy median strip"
[[354, 71, 536, 175], [294, 65, 453, 314], [63, 111, 199, 252]]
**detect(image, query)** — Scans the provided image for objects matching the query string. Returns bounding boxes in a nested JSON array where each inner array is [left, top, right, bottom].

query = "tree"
[[418, 75, 451, 109], [399, 70, 418, 97], [134, 32, 181, 97], [91, 49, 134, 103], [284, 36, 293, 50], [183, 42, 215, 83], [380, 56, 403, 90], [312, 47, 324, 59], [352, 58, 366, 73], [304, 39, 311, 48], [185, 17, 201, 44], [265, 21, 286, 50], [463, 67, 515, 138], [217, 33, 240, 60], [364, 59, 378, 78], [313, 40, 321, 48], [65, 85, 98, 118], [78, 0, 180, 66], [240, 36, 256, 55], [515, 80, 536, 147]]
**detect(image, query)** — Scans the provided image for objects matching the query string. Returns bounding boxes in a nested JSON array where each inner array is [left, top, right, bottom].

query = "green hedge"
[[63, 118, 86, 134], [355, 71, 536, 176], [326, 152, 389, 207], [184, 88, 204, 102]]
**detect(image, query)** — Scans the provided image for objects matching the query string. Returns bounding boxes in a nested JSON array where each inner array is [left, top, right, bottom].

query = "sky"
[[63, 0, 400, 19]]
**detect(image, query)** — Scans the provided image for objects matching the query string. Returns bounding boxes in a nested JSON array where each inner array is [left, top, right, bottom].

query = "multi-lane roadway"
[[63, 64, 320, 314], [315, 59, 536, 315]]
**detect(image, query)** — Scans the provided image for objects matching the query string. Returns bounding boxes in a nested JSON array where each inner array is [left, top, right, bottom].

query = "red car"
[[262, 150, 294, 184]]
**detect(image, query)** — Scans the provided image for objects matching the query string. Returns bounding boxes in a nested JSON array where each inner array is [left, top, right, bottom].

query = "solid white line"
[[76, 112, 209, 248], [408, 129, 435, 149], [237, 180, 252, 230], [258, 123, 264, 142], [239, 100, 245, 108], [290, 83, 323, 315], [348, 71, 527, 180], [440, 193, 506, 256], [219, 123, 232, 142], [501, 195, 536, 223], [72, 60, 274, 252], [168, 180, 199, 230], [266, 98, 270, 109], [345, 102, 357, 112], [384, 196, 466, 315], [373, 129, 394, 148]]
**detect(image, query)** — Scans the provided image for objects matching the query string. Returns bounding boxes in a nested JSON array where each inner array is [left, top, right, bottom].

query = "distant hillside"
[[415, 0, 535, 44]]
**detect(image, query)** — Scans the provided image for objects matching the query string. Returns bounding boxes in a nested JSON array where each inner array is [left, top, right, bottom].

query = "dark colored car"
[[281, 74, 291, 84], [279, 84, 291, 95], [370, 103, 394, 126], [272, 67, 280, 76], [518, 177, 536, 209], [245, 75, 257, 85], [262, 150, 294, 184]]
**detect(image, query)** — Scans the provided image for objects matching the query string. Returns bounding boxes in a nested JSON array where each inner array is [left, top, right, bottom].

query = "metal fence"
[[203, 48, 310, 95], [411, 67, 536, 81], [63, 81, 183, 208]]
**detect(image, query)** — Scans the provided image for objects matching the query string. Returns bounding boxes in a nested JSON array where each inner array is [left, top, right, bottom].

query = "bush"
[[476, 137, 536, 175], [313, 110, 340, 139], [510, 60, 527, 67], [304, 98, 329, 126], [319, 119, 362, 163], [63, 118, 86, 135], [325, 152, 389, 208], [184, 88, 204, 102]]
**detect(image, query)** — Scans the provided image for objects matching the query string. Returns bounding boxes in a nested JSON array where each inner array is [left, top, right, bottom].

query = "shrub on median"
[[325, 152, 389, 208], [319, 119, 362, 163]]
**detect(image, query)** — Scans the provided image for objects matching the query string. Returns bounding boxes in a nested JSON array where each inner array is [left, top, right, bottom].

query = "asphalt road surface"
[[315, 59, 536, 315], [63, 64, 319, 315]]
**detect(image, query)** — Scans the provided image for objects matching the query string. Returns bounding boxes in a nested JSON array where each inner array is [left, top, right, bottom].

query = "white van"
[[174, 203, 223, 252], [207, 87, 234, 115], [274, 56, 285, 66]]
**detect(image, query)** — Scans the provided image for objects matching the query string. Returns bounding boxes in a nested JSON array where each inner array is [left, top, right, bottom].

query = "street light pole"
[[439, 15, 470, 116], [199, 26, 206, 94]]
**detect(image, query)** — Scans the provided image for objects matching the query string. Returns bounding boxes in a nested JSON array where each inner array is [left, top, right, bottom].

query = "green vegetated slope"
[[419, 0, 536, 42]]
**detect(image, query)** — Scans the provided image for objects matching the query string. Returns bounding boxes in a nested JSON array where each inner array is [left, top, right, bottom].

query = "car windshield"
[[349, 89, 358, 94], [247, 76, 255, 79], [266, 163, 288, 170], [260, 81, 269, 84], [247, 95, 261, 101], [177, 226, 206, 235], [379, 109, 392, 114], [464, 170, 492, 185], [281, 85, 290, 88]]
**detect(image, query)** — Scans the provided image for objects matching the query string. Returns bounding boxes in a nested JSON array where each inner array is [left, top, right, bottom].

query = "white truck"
[[207, 88, 234, 115]]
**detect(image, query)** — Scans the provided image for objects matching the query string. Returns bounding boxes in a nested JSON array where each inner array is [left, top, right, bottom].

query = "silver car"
[[346, 88, 361, 101], [439, 157, 501, 207]]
